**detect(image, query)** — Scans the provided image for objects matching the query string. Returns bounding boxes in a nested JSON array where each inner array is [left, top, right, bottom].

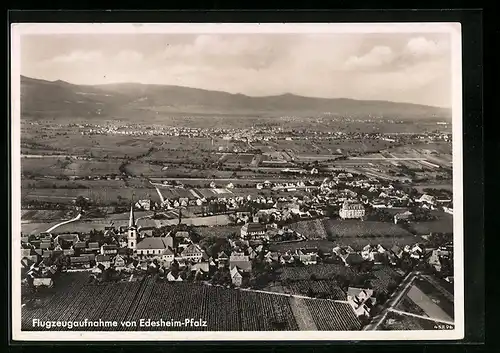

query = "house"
[[217, 251, 229, 262], [347, 287, 376, 317], [161, 247, 175, 263], [180, 244, 204, 262], [391, 245, 403, 259], [295, 249, 318, 265], [377, 244, 386, 253], [167, 272, 183, 282], [135, 199, 151, 211], [192, 261, 210, 273], [104, 228, 117, 238], [101, 244, 118, 256], [74, 241, 87, 251], [332, 246, 342, 256], [174, 231, 190, 240], [428, 250, 442, 272], [95, 255, 112, 269], [416, 194, 436, 205], [264, 251, 279, 263], [40, 242, 51, 250], [361, 245, 375, 261], [240, 223, 266, 240], [246, 247, 257, 259], [33, 277, 54, 288], [230, 266, 243, 287], [136, 237, 173, 258], [87, 242, 100, 252], [21, 249, 32, 258], [280, 253, 295, 265], [394, 211, 413, 224], [342, 253, 364, 267], [63, 249, 75, 256], [229, 253, 252, 272], [70, 256, 91, 268], [113, 254, 126, 269], [410, 244, 423, 259]]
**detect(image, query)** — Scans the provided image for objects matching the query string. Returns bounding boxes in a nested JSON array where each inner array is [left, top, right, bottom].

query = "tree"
[[75, 196, 90, 210]]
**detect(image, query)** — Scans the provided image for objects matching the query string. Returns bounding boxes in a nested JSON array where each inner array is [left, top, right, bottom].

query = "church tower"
[[127, 203, 137, 251]]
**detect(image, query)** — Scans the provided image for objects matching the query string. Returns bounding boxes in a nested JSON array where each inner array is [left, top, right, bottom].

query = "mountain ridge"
[[19, 75, 452, 121]]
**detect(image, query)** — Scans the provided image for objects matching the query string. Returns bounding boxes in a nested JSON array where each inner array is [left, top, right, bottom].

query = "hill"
[[20, 76, 451, 121]]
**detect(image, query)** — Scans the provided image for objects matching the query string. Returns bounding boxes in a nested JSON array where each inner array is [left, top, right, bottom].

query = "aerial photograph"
[[16, 26, 457, 334]]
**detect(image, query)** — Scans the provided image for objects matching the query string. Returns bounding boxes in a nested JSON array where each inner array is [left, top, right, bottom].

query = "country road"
[[149, 181, 165, 204], [46, 213, 82, 233]]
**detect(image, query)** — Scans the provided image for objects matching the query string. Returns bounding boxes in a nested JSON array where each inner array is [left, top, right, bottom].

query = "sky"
[[20, 32, 452, 107]]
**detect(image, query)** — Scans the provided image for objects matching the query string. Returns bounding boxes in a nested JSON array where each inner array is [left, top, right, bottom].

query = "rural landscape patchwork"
[[19, 31, 456, 333]]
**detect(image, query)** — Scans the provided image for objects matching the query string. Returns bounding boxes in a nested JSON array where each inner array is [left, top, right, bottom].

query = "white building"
[[339, 200, 365, 219]]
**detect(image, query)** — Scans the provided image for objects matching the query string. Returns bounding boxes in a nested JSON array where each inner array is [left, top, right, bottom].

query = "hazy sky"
[[20, 33, 452, 107]]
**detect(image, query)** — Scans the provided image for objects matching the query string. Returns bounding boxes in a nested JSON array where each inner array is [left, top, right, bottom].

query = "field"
[[21, 209, 74, 221], [22, 158, 124, 177], [153, 215, 232, 227], [407, 212, 453, 235], [276, 264, 357, 282], [303, 298, 361, 331], [21, 274, 361, 331], [221, 153, 256, 165], [288, 219, 328, 240], [413, 277, 454, 320], [23, 185, 159, 206], [193, 225, 242, 238], [323, 219, 413, 238], [21, 222, 61, 235]]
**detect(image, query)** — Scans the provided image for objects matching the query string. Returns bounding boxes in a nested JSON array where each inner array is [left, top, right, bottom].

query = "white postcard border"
[[10, 22, 464, 341]]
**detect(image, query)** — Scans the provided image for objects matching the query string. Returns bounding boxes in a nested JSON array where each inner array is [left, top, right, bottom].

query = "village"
[[21, 168, 454, 328]]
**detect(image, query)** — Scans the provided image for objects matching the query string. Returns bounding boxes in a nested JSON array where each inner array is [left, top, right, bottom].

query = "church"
[[127, 204, 174, 258]]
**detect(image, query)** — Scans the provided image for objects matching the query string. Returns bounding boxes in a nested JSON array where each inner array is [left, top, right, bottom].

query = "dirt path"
[[46, 213, 81, 233], [289, 296, 318, 331]]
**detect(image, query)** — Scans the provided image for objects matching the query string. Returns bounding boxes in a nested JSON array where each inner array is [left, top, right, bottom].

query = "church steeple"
[[128, 203, 136, 229], [127, 202, 137, 251]]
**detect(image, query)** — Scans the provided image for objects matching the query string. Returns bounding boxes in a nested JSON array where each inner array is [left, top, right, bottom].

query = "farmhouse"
[[339, 200, 365, 219]]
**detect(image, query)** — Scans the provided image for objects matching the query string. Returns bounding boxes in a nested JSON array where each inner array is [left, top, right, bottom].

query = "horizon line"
[[20, 74, 452, 110]]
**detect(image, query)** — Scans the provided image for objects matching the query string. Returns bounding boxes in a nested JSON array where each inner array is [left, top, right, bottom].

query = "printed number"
[[434, 324, 454, 330]]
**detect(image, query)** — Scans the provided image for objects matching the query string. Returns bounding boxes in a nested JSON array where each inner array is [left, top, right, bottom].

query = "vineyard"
[[276, 264, 357, 282], [369, 266, 402, 296], [303, 299, 361, 331], [21, 273, 362, 331], [288, 219, 328, 240]]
